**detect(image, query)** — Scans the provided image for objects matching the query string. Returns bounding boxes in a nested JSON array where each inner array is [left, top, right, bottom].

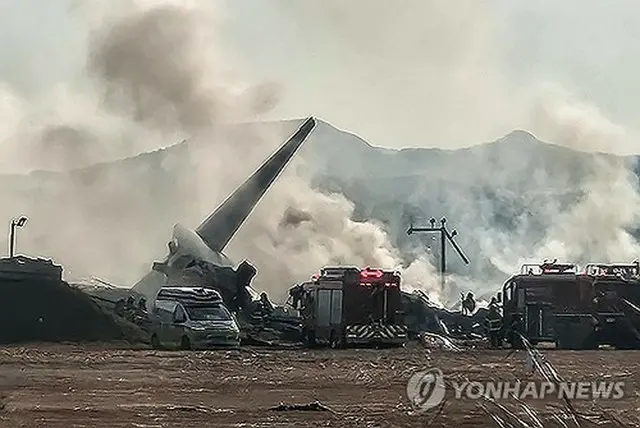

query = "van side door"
[[167, 304, 188, 349], [155, 300, 177, 346]]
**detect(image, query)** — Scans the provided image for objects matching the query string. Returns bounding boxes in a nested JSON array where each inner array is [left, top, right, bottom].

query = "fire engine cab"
[[289, 266, 408, 348], [498, 261, 592, 349], [497, 260, 640, 349]]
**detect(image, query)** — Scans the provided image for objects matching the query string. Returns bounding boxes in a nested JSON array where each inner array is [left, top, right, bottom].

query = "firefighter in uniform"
[[462, 292, 476, 315], [485, 298, 502, 348]]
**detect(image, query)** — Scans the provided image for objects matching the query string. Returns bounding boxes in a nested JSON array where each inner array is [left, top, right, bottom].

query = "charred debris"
[[6, 252, 640, 351], [78, 258, 640, 351], [78, 261, 490, 348]]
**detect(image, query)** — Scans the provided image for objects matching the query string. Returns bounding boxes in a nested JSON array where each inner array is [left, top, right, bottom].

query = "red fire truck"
[[290, 266, 408, 348]]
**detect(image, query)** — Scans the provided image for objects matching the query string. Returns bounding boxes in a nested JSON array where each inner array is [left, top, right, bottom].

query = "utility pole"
[[407, 217, 469, 291], [9, 216, 28, 258]]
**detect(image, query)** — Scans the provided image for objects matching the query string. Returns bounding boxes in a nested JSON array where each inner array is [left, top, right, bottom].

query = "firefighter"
[[485, 303, 502, 348], [137, 297, 147, 313], [136, 298, 148, 320], [489, 296, 499, 311], [289, 284, 304, 309], [259, 292, 274, 314], [462, 292, 476, 315], [124, 296, 136, 322]]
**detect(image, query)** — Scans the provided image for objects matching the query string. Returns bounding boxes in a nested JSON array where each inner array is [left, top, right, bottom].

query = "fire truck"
[[498, 261, 593, 349], [497, 260, 640, 350], [290, 266, 408, 348], [585, 262, 640, 349]]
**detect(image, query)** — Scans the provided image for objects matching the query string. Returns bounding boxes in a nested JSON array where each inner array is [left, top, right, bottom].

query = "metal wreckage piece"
[[81, 113, 490, 346], [88, 276, 491, 347], [95, 268, 490, 347], [401, 290, 489, 340], [83, 118, 318, 347]]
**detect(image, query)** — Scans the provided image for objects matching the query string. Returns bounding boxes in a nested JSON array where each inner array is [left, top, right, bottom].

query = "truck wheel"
[[180, 336, 191, 350], [150, 334, 160, 350]]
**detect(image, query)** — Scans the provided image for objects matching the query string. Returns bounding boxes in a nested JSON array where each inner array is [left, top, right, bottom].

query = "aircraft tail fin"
[[195, 117, 316, 251]]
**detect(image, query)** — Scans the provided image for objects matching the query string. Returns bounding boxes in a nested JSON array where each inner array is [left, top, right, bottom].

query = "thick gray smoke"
[[481, 85, 640, 287], [513, 87, 640, 265], [0, 0, 441, 303], [1, 0, 639, 309], [272, 2, 640, 304]]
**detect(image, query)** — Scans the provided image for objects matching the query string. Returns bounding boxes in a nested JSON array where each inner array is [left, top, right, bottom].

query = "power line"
[[406, 217, 469, 290]]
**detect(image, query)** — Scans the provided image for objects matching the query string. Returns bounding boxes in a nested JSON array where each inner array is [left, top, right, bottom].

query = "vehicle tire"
[[180, 336, 191, 350], [150, 334, 160, 350]]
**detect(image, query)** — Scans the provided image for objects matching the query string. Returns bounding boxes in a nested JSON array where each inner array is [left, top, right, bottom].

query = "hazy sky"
[[1, 0, 640, 150]]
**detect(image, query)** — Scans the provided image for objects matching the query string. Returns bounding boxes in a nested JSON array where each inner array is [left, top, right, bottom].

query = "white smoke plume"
[[486, 84, 640, 278], [228, 177, 444, 303], [0, 0, 441, 303], [528, 87, 640, 263], [273, 1, 640, 301], [2, 0, 640, 309]]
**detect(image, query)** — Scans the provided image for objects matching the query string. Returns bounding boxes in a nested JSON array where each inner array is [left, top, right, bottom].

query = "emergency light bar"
[[318, 266, 359, 280], [584, 262, 640, 278], [360, 268, 384, 279], [520, 262, 578, 275], [359, 267, 399, 287]]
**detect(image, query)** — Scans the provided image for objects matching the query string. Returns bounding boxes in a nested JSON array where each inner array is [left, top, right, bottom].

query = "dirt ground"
[[0, 343, 638, 428]]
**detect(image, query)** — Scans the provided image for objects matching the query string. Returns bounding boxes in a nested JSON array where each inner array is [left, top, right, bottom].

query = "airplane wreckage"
[[6, 117, 640, 349], [73, 116, 488, 347]]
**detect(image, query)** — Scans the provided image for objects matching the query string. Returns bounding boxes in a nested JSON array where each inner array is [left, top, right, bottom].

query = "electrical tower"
[[407, 217, 469, 290]]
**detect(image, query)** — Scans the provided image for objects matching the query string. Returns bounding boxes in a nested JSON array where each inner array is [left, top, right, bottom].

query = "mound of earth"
[[0, 256, 146, 344]]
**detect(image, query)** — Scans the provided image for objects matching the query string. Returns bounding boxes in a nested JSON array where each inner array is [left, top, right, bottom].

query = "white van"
[[149, 287, 241, 350]]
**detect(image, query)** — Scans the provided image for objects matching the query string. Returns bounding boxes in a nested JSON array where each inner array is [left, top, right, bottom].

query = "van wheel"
[[150, 334, 160, 350], [180, 336, 191, 350]]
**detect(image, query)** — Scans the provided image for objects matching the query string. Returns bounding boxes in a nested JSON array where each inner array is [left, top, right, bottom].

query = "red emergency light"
[[359, 267, 399, 287], [360, 268, 384, 279]]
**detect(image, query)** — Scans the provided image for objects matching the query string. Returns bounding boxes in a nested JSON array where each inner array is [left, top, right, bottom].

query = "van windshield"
[[185, 305, 232, 321]]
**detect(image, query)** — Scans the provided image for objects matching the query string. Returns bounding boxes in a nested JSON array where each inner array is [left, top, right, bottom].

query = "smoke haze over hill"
[[0, 1, 639, 307], [0, 0, 442, 304]]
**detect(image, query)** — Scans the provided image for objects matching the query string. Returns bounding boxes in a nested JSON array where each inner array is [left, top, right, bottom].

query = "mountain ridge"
[[4, 118, 630, 179], [0, 119, 638, 301]]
